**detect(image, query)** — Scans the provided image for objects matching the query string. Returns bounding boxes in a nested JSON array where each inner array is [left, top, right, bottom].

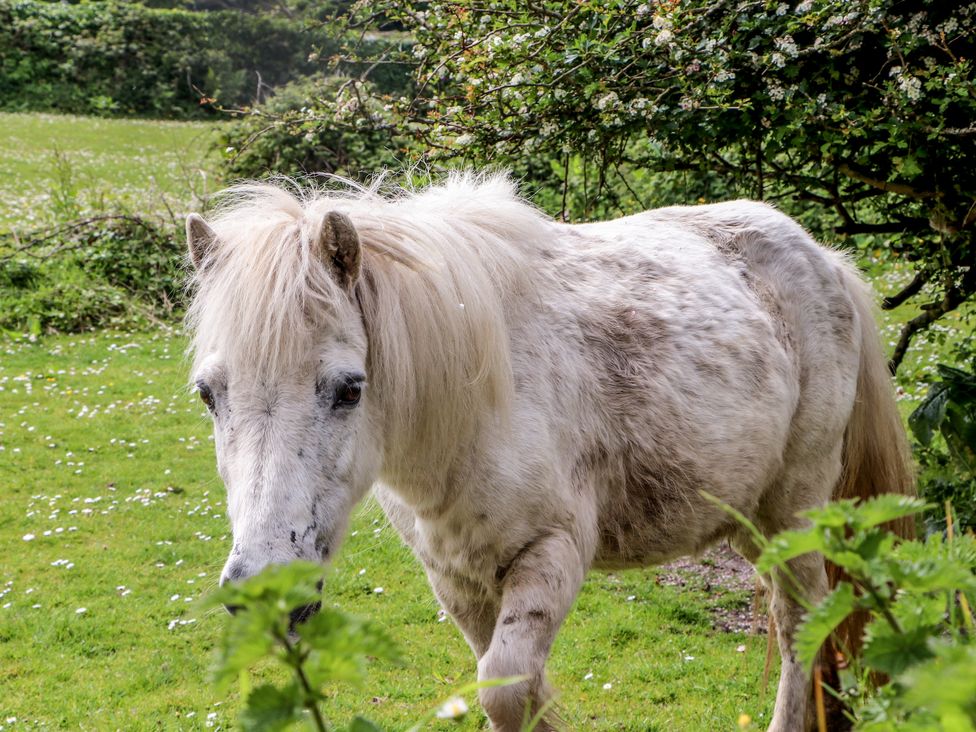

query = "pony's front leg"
[[478, 529, 590, 732]]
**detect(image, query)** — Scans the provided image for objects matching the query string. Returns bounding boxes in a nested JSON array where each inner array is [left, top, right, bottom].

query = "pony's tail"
[[827, 261, 916, 663]]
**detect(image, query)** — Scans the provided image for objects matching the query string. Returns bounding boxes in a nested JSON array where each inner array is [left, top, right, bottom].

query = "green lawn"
[[0, 112, 219, 232], [0, 330, 772, 730]]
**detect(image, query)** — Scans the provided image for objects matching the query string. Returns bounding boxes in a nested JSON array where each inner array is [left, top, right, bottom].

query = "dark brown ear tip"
[[318, 211, 361, 288], [324, 211, 358, 239], [186, 213, 218, 270]]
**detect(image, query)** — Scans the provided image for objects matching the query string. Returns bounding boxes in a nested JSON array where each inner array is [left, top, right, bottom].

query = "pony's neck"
[[355, 220, 544, 507]]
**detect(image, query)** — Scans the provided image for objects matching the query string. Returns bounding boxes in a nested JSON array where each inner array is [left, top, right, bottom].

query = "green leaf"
[[899, 643, 976, 726], [756, 529, 824, 574], [850, 527, 894, 562], [862, 623, 935, 676], [895, 154, 922, 177], [301, 609, 401, 688], [239, 683, 302, 732], [851, 495, 930, 531], [204, 560, 324, 612], [801, 500, 854, 529], [890, 537, 976, 594], [907, 383, 942, 445], [210, 608, 276, 692], [795, 583, 857, 671]]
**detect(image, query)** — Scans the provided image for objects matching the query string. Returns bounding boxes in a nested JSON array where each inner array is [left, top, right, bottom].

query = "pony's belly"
[[593, 511, 731, 569], [589, 456, 760, 569]]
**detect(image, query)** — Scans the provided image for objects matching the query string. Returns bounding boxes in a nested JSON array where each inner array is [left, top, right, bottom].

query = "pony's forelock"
[[186, 171, 553, 466]]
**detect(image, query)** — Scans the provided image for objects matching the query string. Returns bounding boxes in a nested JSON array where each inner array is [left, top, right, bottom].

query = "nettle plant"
[[204, 561, 400, 731], [745, 495, 976, 729], [203, 562, 523, 731]]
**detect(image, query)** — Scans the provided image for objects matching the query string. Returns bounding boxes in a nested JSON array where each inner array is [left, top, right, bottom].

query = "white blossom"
[[898, 75, 922, 101], [652, 15, 672, 30], [435, 697, 469, 719], [774, 35, 799, 57], [594, 91, 620, 110]]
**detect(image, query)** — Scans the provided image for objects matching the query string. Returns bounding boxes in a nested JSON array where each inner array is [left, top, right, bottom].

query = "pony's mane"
[[186, 172, 552, 464]]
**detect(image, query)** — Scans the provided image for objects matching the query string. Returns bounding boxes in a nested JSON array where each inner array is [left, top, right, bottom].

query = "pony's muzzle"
[[219, 557, 250, 586], [221, 575, 324, 624]]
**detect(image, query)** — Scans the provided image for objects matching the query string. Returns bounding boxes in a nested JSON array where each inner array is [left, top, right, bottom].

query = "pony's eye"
[[198, 383, 216, 412], [333, 381, 362, 409]]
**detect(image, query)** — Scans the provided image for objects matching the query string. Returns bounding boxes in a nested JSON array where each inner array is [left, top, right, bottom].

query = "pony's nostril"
[[220, 559, 249, 586]]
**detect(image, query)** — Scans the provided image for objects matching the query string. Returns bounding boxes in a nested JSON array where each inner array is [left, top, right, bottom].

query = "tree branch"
[[838, 162, 942, 200], [889, 278, 974, 373], [881, 271, 928, 310], [835, 219, 929, 235]]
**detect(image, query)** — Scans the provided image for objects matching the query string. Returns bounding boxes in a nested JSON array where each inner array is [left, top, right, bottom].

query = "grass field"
[[0, 330, 772, 730], [0, 111, 774, 731], [0, 111, 971, 731], [0, 112, 219, 232]]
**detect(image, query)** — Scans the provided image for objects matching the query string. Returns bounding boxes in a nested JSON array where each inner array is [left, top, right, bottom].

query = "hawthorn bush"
[[335, 0, 974, 370]]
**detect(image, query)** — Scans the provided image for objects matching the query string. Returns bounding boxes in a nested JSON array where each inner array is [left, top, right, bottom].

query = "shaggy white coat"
[[187, 173, 913, 732]]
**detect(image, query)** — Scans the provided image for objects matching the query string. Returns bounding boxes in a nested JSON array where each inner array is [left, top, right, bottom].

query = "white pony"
[[185, 173, 913, 731]]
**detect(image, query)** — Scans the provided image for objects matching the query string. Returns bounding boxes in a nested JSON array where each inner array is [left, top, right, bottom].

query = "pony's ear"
[[186, 213, 218, 271], [318, 211, 361, 289]]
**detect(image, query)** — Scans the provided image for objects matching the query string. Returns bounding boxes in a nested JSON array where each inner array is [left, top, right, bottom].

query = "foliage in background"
[[0, 0, 340, 117], [911, 364, 976, 534], [0, 213, 184, 334], [749, 496, 976, 729], [331, 0, 976, 372], [218, 76, 408, 181]]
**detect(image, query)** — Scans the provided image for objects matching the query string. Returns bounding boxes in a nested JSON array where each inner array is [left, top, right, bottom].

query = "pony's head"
[[186, 175, 539, 590], [185, 187, 382, 587]]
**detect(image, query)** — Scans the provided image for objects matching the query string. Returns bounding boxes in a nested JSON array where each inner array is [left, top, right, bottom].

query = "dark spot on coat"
[[578, 306, 671, 393], [290, 531, 297, 544]]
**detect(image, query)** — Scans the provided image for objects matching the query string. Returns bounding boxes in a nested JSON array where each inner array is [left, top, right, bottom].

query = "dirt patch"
[[659, 544, 768, 635]]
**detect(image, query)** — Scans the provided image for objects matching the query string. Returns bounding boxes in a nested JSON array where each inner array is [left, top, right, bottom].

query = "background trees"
[[216, 0, 975, 372], [373, 0, 975, 373]]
